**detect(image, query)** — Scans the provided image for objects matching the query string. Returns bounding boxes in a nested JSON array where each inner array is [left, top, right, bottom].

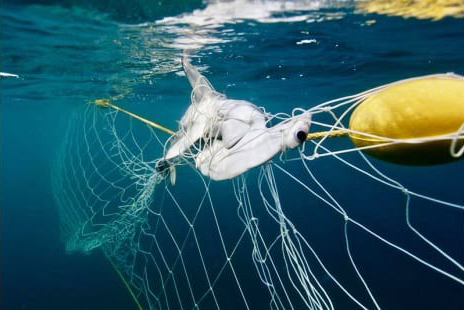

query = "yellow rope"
[[306, 129, 349, 140], [95, 99, 350, 142], [105, 254, 143, 310], [95, 99, 175, 135]]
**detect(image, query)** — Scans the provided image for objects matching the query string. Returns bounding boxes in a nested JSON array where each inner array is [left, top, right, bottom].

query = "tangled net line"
[[52, 76, 463, 309]]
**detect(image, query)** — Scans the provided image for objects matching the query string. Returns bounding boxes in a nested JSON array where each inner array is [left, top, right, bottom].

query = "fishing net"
[[52, 70, 464, 309]]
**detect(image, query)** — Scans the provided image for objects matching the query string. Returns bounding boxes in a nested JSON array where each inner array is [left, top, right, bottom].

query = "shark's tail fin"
[[182, 53, 215, 103]]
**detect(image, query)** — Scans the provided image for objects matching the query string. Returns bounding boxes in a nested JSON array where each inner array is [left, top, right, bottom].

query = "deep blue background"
[[1, 1, 463, 309]]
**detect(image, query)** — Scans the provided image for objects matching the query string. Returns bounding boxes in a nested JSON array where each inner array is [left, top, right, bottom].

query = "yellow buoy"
[[356, 0, 464, 20], [348, 75, 464, 165]]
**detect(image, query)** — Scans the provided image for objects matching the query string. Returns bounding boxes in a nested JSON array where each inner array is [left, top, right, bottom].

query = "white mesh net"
[[52, 73, 464, 309]]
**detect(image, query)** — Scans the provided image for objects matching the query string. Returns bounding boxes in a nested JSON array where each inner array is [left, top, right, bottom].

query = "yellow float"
[[348, 76, 464, 165], [96, 74, 464, 166]]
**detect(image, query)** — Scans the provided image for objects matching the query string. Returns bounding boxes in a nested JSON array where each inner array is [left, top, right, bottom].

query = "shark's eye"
[[296, 130, 307, 143]]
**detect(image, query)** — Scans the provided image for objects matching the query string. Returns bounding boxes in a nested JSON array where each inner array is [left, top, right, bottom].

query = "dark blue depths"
[[1, 1, 463, 309]]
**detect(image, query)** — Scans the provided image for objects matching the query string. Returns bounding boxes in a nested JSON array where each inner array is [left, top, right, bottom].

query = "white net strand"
[[52, 71, 464, 309]]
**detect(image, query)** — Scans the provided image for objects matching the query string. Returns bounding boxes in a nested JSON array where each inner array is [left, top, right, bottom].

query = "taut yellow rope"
[[95, 99, 351, 142], [306, 129, 349, 140], [95, 99, 175, 135], [105, 252, 143, 310]]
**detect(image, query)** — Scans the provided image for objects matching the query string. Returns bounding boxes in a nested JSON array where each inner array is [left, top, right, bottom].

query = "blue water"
[[1, 1, 463, 309]]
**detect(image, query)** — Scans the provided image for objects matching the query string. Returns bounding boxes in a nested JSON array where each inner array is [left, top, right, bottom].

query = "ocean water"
[[1, 1, 463, 309]]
